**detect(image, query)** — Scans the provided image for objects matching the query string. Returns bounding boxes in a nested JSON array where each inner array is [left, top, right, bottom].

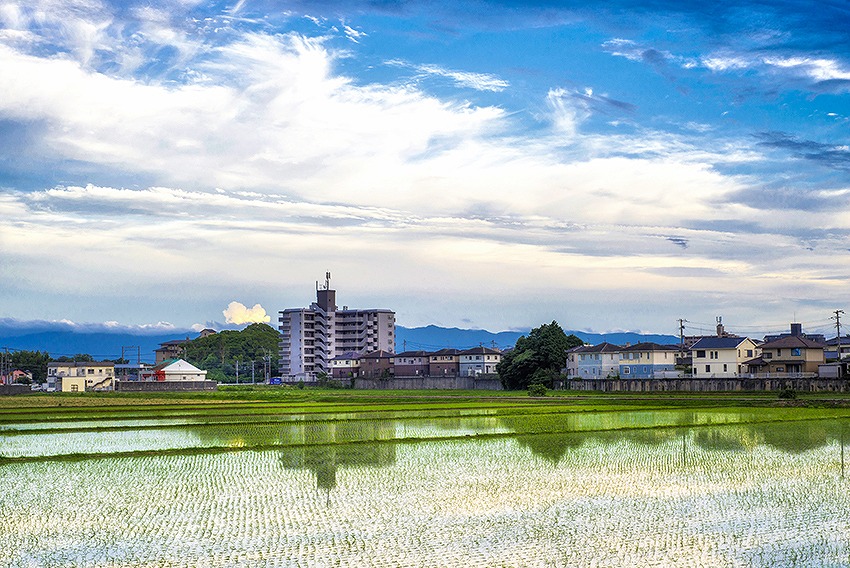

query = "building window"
[[696, 350, 705, 358], [623, 366, 630, 375], [705, 365, 710, 373], [723, 364, 727, 372], [791, 348, 801, 356]]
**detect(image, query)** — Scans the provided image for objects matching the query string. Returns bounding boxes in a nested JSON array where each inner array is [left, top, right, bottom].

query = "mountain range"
[[0, 322, 679, 363]]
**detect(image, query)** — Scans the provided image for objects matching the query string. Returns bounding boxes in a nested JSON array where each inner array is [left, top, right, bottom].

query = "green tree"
[[497, 321, 582, 390], [182, 323, 280, 382], [55, 354, 94, 362], [10, 350, 52, 382]]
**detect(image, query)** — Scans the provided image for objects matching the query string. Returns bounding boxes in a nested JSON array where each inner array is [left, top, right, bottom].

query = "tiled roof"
[[760, 336, 826, 349], [459, 346, 501, 355], [690, 337, 749, 350], [620, 342, 679, 352]]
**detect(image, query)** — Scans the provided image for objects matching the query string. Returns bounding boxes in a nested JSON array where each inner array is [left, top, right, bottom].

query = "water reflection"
[[509, 418, 850, 470], [277, 420, 397, 493]]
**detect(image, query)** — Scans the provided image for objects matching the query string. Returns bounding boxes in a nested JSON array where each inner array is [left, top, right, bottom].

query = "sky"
[[1, 0, 849, 340]]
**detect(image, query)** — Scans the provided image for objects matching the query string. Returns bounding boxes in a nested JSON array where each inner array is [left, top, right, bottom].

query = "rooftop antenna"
[[325, 271, 331, 290]]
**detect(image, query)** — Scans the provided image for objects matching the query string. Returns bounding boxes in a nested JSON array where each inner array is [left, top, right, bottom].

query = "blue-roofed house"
[[691, 336, 760, 378], [619, 343, 679, 379]]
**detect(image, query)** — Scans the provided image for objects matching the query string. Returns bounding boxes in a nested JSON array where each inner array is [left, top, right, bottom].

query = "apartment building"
[[278, 276, 395, 380]]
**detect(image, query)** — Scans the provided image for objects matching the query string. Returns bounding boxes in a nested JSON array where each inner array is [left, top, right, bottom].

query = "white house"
[[141, 359, 208, 381], [691, 336, 760, 378]]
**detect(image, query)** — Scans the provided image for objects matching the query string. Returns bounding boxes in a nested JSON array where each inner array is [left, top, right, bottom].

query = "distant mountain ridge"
[[0, 322, 679, 362], [395, 325, 679, 352]]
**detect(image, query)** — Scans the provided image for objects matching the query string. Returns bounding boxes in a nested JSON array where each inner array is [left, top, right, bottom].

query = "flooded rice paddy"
[[1, 405, 849, 566]]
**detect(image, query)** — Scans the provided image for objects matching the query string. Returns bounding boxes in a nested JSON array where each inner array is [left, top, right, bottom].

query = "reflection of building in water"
[[278, 420, 397, 493]]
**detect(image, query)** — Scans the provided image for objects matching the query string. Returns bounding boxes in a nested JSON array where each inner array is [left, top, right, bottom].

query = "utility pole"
[[833, 310, 845, 361], [677, 319, 688, 353], [235, 359, 239, 384], [251, 360, 255, 384]]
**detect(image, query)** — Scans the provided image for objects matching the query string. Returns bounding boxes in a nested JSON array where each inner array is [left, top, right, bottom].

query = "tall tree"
[[10, 350, 52, 382], [497, 321, 583, 390]]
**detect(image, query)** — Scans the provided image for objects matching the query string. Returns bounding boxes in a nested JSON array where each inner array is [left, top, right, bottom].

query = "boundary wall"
[[115, 380, 218, 392], [353, 376, 503, 390], [559, 378, 850, 393]]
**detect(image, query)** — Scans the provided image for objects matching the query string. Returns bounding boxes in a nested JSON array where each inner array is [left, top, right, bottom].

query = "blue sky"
[[1, 0, 848, 339]]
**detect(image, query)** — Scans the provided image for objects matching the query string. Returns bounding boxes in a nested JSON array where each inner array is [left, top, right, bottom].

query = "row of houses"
[[328, 347, 502, 380], [567, 323, 850, 380], [45, 359, 207, 392]]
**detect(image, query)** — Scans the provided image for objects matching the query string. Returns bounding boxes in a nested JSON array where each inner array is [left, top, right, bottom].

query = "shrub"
[[528, 384, 547, 397], [778, 388, 796, 399]]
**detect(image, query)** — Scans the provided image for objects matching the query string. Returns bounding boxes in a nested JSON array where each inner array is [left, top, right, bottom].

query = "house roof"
[[393, 350, 430, 358], [690, 337, 751, 350], [361, 350, 394, 359], [586, 342, 623, 353], [760, 335, 826, 350], [153, 358, 204, 372], [459, 346, 501, 355], [47, 361, 115, 367], [330, 351, 362, 361], [431, 348, 461, 356], [620, 342, 679, 352]]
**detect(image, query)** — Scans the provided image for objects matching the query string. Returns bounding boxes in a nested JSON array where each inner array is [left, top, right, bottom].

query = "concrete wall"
[[354, 375, 503, 390], [115, 380, 218, 392], [0, 384, 30, 396], [558, 378, 850, 392]]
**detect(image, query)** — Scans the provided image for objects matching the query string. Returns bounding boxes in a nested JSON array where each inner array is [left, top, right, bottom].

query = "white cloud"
[[222, 302, 271, 325], [387, 59, 510, 92]]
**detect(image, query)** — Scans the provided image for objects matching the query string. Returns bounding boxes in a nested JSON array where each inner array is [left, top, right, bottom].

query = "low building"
[[429, 348, 461, 376], [140, 359, 207, 381], [48, 361, 116, 392], [619, 343, 679, 379], [392, 351, 430, 377], [744, 335, 826, 376], [567, 342, 622, 379], [691, 337, 760, 378], [359, 350, 394, 378], [330, 352, 361, 379], [459, 347, 501, 377]]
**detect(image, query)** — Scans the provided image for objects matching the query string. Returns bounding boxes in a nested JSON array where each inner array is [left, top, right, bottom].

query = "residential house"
[[330, 352, 361, 379], [568, 342, 622, 379], [619, 343, 679, 379], [429, 349, 461, 376], [744, 335, 826, 376], [392, 351, 430, 377], [359, 350, 394, 378], [825, 335, 850, 361], [139, 359, 208, 381], [48, 361, 115, 392], [691, 336, 760, 378], [459, 347, 501, 377]]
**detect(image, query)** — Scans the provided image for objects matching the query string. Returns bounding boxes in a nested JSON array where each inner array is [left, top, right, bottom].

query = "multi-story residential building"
[[619, 343, 678, 379], [691, 337, 760, 378], [48, 361, 115, 392], [278, 276, 395, 380], [458, 347, 502, 376], [392, 351, 430, 376], [429, 348, 461, 376], [762, 323, 826, 344]]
